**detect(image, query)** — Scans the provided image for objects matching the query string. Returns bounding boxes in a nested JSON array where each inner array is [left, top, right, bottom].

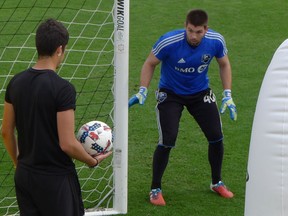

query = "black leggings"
[[155, 88, 223, 147], [151, 88, 224, 189]]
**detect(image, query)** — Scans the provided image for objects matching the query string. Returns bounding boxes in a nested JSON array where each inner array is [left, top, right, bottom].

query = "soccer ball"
[[77, 120, 113, 155]]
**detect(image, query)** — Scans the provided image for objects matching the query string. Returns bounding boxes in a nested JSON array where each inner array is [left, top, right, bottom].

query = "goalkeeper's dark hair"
[[186, 9, 208, 27], [35, 18, 69, 57]]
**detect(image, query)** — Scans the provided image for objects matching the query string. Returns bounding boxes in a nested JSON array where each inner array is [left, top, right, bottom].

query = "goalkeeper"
[[129, 9, 237, 206]]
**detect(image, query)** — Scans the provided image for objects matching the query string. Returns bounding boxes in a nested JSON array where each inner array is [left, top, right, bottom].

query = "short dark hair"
[[35, 18, 69, 56], [186, 9, 208, 26]]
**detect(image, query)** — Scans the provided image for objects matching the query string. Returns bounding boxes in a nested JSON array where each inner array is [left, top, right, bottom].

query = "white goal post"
[[0, 0, 129, 215], [110, 0, 129, 214]]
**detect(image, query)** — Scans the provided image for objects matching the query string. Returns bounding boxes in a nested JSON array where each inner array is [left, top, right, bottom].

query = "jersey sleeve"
[[5, 74, 19, 104], [152, 30, 185, 61], [215, 34, 228, 58], [152, 35, 169, 61], [56, 82, 76, 112], [5, 79, 13, 104]]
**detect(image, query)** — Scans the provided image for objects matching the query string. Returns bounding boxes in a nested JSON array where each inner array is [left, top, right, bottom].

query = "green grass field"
[[1, 0, 288, 215], [128, 0, 288, 215]]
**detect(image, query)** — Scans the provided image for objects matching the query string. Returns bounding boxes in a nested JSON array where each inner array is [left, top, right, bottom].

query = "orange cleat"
[[210, 181, 234, 198], [149, 188, 166, 206]]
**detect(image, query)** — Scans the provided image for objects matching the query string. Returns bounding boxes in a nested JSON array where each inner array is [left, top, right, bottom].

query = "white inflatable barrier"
[[245, 39, 288, 216]]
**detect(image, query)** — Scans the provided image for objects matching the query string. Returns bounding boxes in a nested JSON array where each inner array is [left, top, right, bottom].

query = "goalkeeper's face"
[[185, 23, 208, 47]]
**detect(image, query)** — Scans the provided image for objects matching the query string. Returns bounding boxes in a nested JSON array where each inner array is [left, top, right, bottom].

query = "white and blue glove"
[[220, 89, 237, 121], [128, 86, 148, 107]]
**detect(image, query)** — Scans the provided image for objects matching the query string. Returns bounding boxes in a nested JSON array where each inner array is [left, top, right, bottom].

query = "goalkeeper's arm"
[[129, 52, 160, 107], [217, 55, 237, 121]]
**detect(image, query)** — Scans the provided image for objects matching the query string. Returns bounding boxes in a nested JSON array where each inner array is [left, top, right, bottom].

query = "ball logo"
[[106, 140, 112, 149], [103, 126, 111, 131], [89, 131, 99, 141], [91, 143, 104, 153]]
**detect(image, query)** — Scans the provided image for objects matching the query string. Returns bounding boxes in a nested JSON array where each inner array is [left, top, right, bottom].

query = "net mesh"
[[0, 0, 115, 215]]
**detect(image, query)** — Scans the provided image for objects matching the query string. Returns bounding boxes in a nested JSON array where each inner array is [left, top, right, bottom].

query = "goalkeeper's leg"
[[150, 145, 172, 206], [186, 89, 233, 198], [208, 140, 223, 184], [208, 141, 233, 198], [150, 89, 183, 205], [151, 145, 172, 189], [153, 88, 183, 190]]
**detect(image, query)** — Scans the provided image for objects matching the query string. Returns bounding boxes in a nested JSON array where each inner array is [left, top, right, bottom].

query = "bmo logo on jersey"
[[175, 64, 208, 73]]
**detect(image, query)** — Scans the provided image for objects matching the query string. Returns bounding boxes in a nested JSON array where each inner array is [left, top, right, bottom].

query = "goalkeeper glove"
[[128, 86, 148, 107], [220, 89, 237, 121]]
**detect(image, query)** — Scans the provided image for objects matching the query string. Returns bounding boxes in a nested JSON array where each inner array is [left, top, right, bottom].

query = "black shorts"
[[14, 165, 84, 216], [155, 88, 223, 147]]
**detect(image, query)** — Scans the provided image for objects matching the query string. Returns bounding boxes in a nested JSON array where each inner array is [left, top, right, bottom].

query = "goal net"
[[0, 0, 128, 215]]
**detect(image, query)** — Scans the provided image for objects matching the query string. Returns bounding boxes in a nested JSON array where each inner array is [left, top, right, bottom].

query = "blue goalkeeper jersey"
[[152, 29, 227, 95]]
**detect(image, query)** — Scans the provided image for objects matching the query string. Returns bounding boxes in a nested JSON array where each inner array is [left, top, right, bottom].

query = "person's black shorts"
[[155, 88, 223, 147], [15, 165, 84, 216]]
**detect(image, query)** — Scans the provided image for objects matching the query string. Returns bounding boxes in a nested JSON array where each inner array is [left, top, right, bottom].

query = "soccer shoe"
[[149, 188, 166, 206], [210, 181, 234, 198]]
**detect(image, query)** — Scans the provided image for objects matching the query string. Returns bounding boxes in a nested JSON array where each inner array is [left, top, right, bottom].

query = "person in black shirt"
[[1, 18, 111, 216]]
